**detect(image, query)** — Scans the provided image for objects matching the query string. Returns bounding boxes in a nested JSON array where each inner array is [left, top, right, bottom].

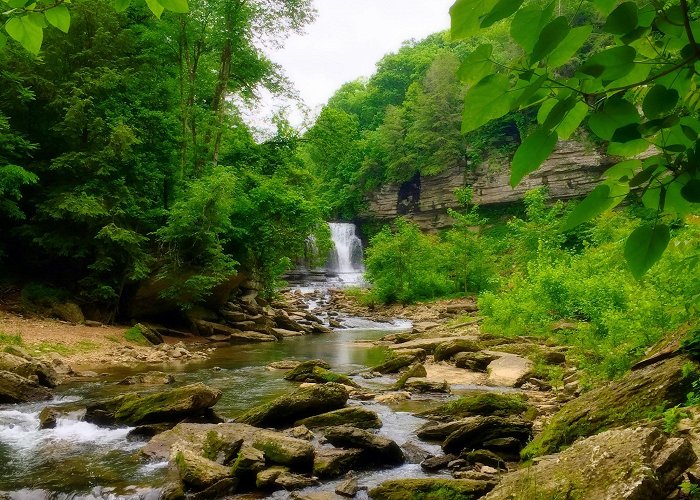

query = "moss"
[[0, 332, 23, 346], [124, 325, 150, 345], [369, 478, 494, 500], [296, 407, 381, 429], [421, 393, 528, 420], [310, 366, 359, 387], [28, 340, 98, 356]]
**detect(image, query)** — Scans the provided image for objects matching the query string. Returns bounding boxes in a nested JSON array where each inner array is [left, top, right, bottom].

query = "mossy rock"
[[369, 478, 495, 500], [296, 406, 381, 429], [236, 382, 348, 428], [310, 366, 359, 387], [0, 370, 52, 403], [84, 383, 221, 425], [522, 355, 696, 458], [251, 433, 314, 469], [394, 363, 427, 389], [324, 425, 404, 465], [284, 359, 331, 381], [230, 446, 265, 479], [313, 448, 363, 478], [172, 448, 232, 491], [419, 392, 529, 420], [433, 339, 482, 362], [442, 416, 533, 455], [372, 354, 417, 374]]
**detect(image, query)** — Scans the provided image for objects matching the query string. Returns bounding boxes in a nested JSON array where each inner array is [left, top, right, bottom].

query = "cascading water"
[[327, 222, 364, 284]]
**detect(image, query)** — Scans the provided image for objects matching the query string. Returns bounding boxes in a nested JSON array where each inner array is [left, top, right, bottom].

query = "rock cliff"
[[362, 140, 612, 231]]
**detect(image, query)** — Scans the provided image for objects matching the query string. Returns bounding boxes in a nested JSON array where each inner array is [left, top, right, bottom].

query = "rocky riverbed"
[[0, 289, 698, 499]]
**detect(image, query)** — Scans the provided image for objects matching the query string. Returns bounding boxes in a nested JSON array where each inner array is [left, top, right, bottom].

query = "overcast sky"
[[249, 0, 454, 132]]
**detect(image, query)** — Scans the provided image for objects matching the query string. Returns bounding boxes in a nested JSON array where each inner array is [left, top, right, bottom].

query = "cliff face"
[[361, 141, 612, 231]]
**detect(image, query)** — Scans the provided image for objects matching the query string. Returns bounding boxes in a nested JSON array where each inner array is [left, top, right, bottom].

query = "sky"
[[248, 0, 455, 133]]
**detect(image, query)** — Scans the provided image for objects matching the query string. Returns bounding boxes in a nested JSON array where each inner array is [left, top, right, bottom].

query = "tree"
[[450, 0, 700, 277]]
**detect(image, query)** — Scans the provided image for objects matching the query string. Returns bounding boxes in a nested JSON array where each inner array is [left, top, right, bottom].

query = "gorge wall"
[[360, 140, 613, 231]]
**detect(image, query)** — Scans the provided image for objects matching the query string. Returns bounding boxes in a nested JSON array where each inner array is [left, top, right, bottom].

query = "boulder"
[[336, 477, 359, 497], [230, 331, 277, 343], [251, 432, 315, 469], [172, 447, 232, 491], [441, 416, 533, 455], [231, 446, 266, 479], [454, 351, 499, 371], [237, 383, 348, 428], [3, 345, 32, 360], [485, 427, 696, 500], [388, 337, 476, 353], [284, 359, 332, 381], [486, 353, 533, 387], [420, 454, 456, 471], [85, 383, 221, 425], [323, 425, 404, 465], [136, 323, 164, 345], [117, 371, 175, 385], [268, 360, 302, 370], [390, 348, 427, 361], [433, 339, 482, 362], [51, 301, 84, 324], [404, 380, 450, 393], [369, 478, 495, 500], [0, 352, 59, 388], [419, 392, 528, 420], [39, 407, 60, 429], [0, 370, 52, 403], [296, 407, 381, 429], [394, 363, 427, 389], [255, 466, 288, 489], [274, 471, 319, 490], [523, 355, 697, 458], [372, 354, 418, 374], [313, 447, 364, 478]]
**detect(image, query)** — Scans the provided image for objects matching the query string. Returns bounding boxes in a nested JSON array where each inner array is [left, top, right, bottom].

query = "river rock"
[[462, 449, 506, 470], [268, 360, 302, 370], [284, 359, 332, 381], [3, 345, 32, 360], [372, 354, 418, 374], [486, 353, 533, 387], [394, 363, 427, 389], [433, 339, 481, 362], [38, 407, 60, 429], [117, 371, 175, 385], [369, 478, 495, 500], [0, 352, 58, 388], [323, 425, 404, 465], [420, 454, 456, 471], [336, 477, 359, 497], [313, 447, 364, 478], [524, 355, 696, 457], [442, 416, 533, 455], [374, 391, 410, 405], [256, 465, 288, 488], [172, 447, 232, 491], [231, 445, 266, 481], [417, 420, 468, 441], [390, 348, 427, 361], [454, 351, 499, 371], [274, 471, 319, 490], [84, 382, 221, 425], [485, 427, 696, 500], [135, 323, 164, 345], [419, 392, 529, 420], [237, 382, 349, 428], [296, 406, 381, 429], [0, 370, 52, 403], [388, 337, 477, 353], [404, 379, 450, 393], [231, 331, 278, 343]]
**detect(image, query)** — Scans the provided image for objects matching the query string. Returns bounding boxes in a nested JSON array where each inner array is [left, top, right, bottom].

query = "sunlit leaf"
[[45, 5, 70, 33], [450, 0, 498, 40], [461, 73, 511, 133], [511, 2, 554, 53], [562, 183, 629, 231], [457, 44, 493, 86], [624, 224, 670, 279], [547, 25, 593, 68], [510, 128, 557, 186], [481, 0, 524, 29], [531, 16, 569, 63], [4, 15, 43, 54], [603, 159, 642, 182], [578, 45, 636, 82], [145, 0, 164, 18]]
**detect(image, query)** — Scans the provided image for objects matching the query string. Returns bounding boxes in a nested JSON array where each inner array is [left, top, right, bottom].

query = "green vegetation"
[[123, 325, 149, 345], [0, 332, 22, 346], [420, 392, 529, 419]]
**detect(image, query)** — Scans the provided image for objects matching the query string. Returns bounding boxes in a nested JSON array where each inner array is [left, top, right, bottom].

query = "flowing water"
[[0, 309, 451, 499]]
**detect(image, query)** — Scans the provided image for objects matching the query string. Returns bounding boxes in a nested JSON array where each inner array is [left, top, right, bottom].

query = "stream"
[[0, 304, 450, 499]]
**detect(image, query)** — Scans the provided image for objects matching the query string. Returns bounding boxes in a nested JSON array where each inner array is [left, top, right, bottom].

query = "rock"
[[388, 337, 476, 353], [336, 477, 358, 497], [274, 471, 319, 490], [0, 370, 52, 403], [231, 445, 266, 479], [372, 354, 418, 374], [237, 383, 349, 428], [419, 392, 528, 420], [251, 432, 315, 469], [293, 493, 339, 500], [313, 447, 364, 478], [0, 352, 58, 388], [323, 425, 404, 465], [421, 454, 457, 471], [289, 425, 315, 440], [231, 331, 277, 343], [390, 348, 427, 361], [51, 302, 84, 324], [524, 355, 697, 458], [85, 383, 221, 425], [272, 328, 305, 338], [268, 360, 302, 370], [84, 320, 103, 327], [485, 427, 696, 500], [413, 321, 440, 333], [39, 407, 59, 429], [135, 323, 164, 345], [369, 478, 495, 500], [394, 363, 427, 389], [442, 416, 533, 455], [486, 353, 533, 387], [117, 371, 175, 385], [256, 466, 288, 488], [284, 359, 332, 381], [404, 380, 450, 393], [401, 442, 432, 464], [127, 423, 175, 441], [296, 406, 381, 429], [433, 339, 482, 362], [462, 449, 507, 470], [417, 420, 467, 441], [172, 447, 231, 491], [454, 351, 499, 371], [374, 392, 410, 405], [3, 345, 32, 360], [189, 478, 238, 499]]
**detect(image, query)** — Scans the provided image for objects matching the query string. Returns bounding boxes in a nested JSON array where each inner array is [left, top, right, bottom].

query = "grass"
[[123, 325, 150, 345], [0, 331, 23, 346], [27, 340, 99, 356]]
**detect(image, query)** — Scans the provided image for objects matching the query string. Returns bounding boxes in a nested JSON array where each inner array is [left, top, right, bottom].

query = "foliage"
[[0, 332, 23, 345], [123, 325, 149, 345], [450, 0, 700, 276]]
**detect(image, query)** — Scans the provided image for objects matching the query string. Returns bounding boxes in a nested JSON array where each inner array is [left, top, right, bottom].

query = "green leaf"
[[578, 45, 636, 82], [45, 5, 70, 33], [511, 2, 554, 53], [113, 0, 132, 12], [555, 100, 588, 140], [457, 44, 493, 86], [0, 33, 6, 49], [592, 0, 617, 15], [642, 85, 679, 119], [607, 139, 648, 156], [603, 159, 642, 181], [450, 0, 497, 40], [547, 25, 593, 68], [158, 0, 188, 13], [145, 0, 164, 18], [531, 16, 570, 64], [624, 224, 670, 279], [681, 179, 700, 202], [510, 128, 558, 186], [603, 2, 638, 35], [562, 183, 629, 231], [481, 0, 524, 28], [4, 15, 43, 54], [588, 97, 639, 141], [461, 74, 511, 134]]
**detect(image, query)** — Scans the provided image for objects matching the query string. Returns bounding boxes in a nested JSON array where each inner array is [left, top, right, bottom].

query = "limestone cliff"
[[361, 141, 612, 231]]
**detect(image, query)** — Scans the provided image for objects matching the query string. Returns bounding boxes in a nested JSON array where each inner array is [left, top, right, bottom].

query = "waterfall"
[[326, 222, 364, 284]]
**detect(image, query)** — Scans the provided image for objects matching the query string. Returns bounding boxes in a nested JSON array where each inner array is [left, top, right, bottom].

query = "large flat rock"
[[485, 352, 533, 387]]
